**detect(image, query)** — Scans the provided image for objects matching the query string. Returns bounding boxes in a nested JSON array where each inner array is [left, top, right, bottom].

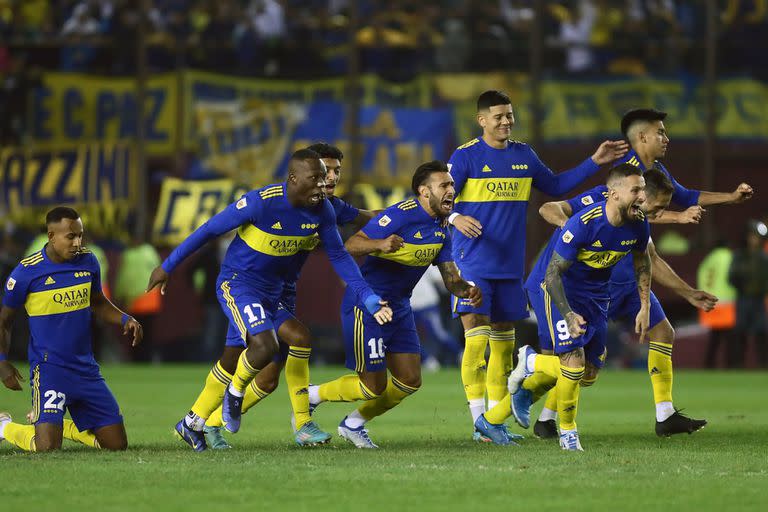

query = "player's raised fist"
[[591, 140, 629, 165], [732, 183, 753, 203], [0, 360, 23, 391], [378, 234, 405, 254], [146, 266, 169, 295]]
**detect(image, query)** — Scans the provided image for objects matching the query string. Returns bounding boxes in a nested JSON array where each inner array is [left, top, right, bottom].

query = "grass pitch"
[[2, 365, 766, 511]]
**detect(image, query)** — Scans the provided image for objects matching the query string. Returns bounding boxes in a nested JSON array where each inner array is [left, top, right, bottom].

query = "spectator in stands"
[[698, 239, 737, 368], [728, 220, 768, 368]]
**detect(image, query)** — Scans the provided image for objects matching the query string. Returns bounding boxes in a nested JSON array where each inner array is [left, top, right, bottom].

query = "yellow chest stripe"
[[237, 225, 320, 256], [372, 242, 444, 267], [455, 177, 532, 204], [576, 249, 629, 269], [25, 282, 91, 317]]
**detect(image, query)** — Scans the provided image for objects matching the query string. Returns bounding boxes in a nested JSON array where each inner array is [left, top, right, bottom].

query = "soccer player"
[[0, 207, 143, 451], [147, 149, 391, 451], [447, 89, 629, 439], [528, 108, 752, 439], [307, 160, 481, 448], [202, 142, 396, 448], [476, 164, 653, 449]]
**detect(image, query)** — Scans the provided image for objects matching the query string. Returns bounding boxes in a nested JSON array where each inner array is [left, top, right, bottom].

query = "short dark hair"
[[290, 148, 320, 161], [306, 142, 343, 161], [477, 90, 511, 111], [411, 160, 450, 195], [46, 206, 80, 225], [643, 167, 674, 198], [606, 163, 643, 186], [621, 108, 667, 137]]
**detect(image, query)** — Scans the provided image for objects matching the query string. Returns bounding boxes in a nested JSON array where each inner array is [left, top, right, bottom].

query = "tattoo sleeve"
[[544, 252, 574, 317], [633, 249, 652, 308], [437, 261, 471, 297]]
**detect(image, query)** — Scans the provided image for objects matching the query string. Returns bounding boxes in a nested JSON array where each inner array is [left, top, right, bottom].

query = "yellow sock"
[[557, 364, 584, 431], [580, 375, 598, 388], [542, 387, 559, 412], [63, 419, 99, 448], [191, 361, 233, 419], [207, 381, 271, 428], [487, 329, 515, 406], [318, 374, 378, 402], [285, 346, 312, 429], [523, 371, 557, 401], [461, 326, 490, 402], [358, 376, 419, 421], [648, 341, 674, 403], [231, 351, 260, 394], [534, 354, 561, 378], [2, 422, 37, 451], [485, 394, 512, 424]]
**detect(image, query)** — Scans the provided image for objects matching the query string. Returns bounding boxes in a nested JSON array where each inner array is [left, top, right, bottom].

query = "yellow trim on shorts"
[[354, 306, 365, 372], [220, 281, 247, 340]]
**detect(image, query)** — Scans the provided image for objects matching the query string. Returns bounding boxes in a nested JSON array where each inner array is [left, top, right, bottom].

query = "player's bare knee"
[[396, 373, 422, 391], [35, 436, 63, 452], [361, 374, 387, 396], [259, 377, 279, 394], [101, 438, 128, 451]]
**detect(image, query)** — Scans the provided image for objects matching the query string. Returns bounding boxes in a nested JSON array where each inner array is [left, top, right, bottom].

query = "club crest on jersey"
[[236, 197, 248, 210], [562, 230, 574, 243], [378, 215, 391, 227], [581, 196, 594, 206], [6, 277, 15, 290]]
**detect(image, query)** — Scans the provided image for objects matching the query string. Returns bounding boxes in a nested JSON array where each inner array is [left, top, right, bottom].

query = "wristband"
[[0, 353, 7, 361], [121, 313, 131, 327], [448, 212, 459, 225]]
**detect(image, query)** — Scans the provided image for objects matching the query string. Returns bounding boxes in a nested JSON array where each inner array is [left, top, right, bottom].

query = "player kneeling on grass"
[[0, 207, 143, 451], [307, 160, 481, 448]]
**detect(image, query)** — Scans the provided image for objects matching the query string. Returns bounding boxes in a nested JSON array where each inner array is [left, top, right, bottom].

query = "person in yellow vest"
[[697, 239, 737, 368]]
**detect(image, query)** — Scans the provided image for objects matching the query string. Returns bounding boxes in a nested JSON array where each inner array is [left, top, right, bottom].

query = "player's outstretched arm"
[[539, 200, 573, 228], [648, 241, 717, 311], [697, 183, 753, 206], [650, 205, 704, 224], [436, 261, 482, 307], [345, 230, 404, 257], [545, 252, 585, 338], [91, 289, 144, 347], [350, 209, 380, 230], [632, 249, 652, 343], [532, 140, 627, 197], [0, 306, 23, 390]]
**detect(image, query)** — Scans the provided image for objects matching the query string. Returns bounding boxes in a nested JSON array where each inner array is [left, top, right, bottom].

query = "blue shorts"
[[30, 363, 122, 431], [217, 278, 278, 348], [272, 287, 301, 363], [452, 270, 529, 322], [608, 282, 666, 330], [341, 293, 420, 373], [533, 284, 608, 369]]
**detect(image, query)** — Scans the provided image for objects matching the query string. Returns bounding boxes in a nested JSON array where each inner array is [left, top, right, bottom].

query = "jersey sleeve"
[[162, 190, 262, 273], [361, 207, 405, 240], [447, 148, 470, 196], [553, 215, 591, 262], [331, 197, 361, 226], [565, 186, 608, 214], [657, 163, 700, 208], [529, 146, 601, 197], [633, 219, 651, 253], [434, 232, 453, 265], [88, 253, 104, 295], [2, 265, 30, 309]]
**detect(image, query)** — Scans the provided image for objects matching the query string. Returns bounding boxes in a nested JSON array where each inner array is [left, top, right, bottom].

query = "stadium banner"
[[152, 177, 250, 246], [440, 75, 768, 141], [29, 72, 178, 154], [0, 143, 137, 239]]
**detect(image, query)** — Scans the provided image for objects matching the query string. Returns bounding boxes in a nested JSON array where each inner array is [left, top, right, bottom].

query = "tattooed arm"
[[633, 248, 652, 342], [437, 261, 481, 307], [545, 251, 586, 338]]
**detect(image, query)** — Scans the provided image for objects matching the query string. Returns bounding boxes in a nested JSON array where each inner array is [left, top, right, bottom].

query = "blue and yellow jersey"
[[162, 183, 375, 306], [620, 149, 699, 208], [448, 137, 600, 279], [551, 201, 650, 301], [2, 248, 102, 373], [358, 199, 452, 307]]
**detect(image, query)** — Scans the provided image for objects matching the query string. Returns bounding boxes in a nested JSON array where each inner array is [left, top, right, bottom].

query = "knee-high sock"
[[461, 326, 490, 421], [318, 374, 379, 402], [231, 350, 260, 394], [191, 361, 233, 420], [484, 394, 512, 424], [357, 376, 419, 422], [207, 380, 271, 428], [557, 364, 585, 431], [539, 388, 559, 421], [63, 419, 99, 448], [2, 422, 36, 451], [487, 329, 515, 407], [648, 341, 674, 420], [523, 354, 560, 402], [285, 346, 312, 429]]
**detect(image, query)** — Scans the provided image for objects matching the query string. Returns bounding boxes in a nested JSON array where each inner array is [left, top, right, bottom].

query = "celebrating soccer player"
[[447, 89, 629, 440], [0, 207, 143, 451]]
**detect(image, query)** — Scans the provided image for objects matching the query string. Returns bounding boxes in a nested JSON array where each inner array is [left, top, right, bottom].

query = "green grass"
[[2, 366, 767, 511]]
